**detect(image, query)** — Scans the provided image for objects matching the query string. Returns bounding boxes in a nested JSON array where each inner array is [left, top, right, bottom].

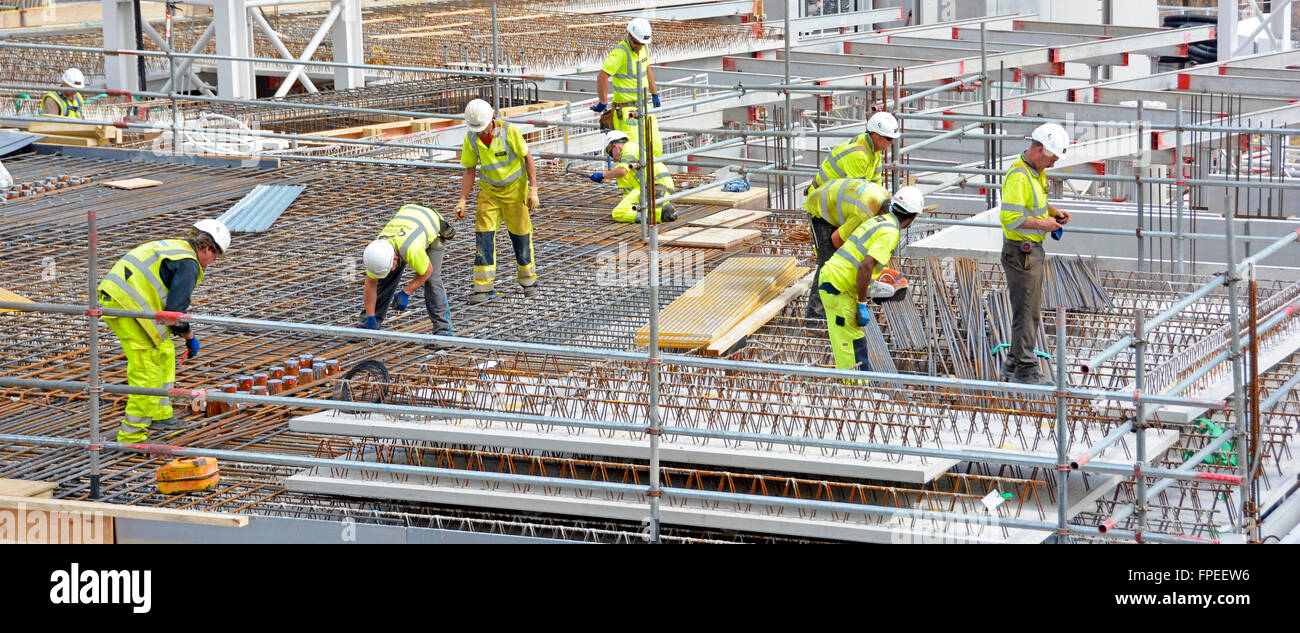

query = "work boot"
[[151, 418, 192, 432], [522, 284, 540, 298], [632, 211, 643, 224], [660, 203, 678, 222], [999, 362, 1016, 383], [1013, 369, 1055, 386], [468, 291, 493, 304]]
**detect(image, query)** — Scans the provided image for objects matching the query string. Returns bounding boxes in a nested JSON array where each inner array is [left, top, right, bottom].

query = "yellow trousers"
[[474, 192, 537, 293], [104, 308, 176, 443]]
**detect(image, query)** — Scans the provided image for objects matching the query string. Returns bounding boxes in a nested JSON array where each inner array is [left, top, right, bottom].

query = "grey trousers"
[[373, 239, 452, 336], [1001, 240, 1045, 373], [805, 216, 839, 316]]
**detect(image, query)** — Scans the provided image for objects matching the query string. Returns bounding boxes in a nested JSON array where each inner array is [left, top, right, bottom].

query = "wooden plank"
[[373, 30, 464, 40], [659, 226, 762, 249], [103, 177, 163, 190], [688, 208, 772, 228], [35, 133, 98, 147], [28, 121, 116, 140], [0, 478, 56, 498], [0, 494, 249, 527], [706, 271, 816, 356], [399, 21, 473, 32], [0, 287, 32, 314], [422, 8, 485, 18], [677, 186, 769, 209]]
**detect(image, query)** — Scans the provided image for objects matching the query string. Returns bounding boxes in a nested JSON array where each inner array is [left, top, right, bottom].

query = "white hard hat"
[[193, 218, 231, 255], [61, 68, 85, 89], [1031, 122, 1070, 158], [603, 129, 630, 149], [464, 99, 494, 133], [627, 18, 652, 44], [866, 111, 900, 140], [890, 186, 924, 217], [363, 240, 396, 278]]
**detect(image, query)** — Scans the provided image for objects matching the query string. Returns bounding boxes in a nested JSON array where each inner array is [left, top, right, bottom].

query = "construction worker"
[[361, 203, 456, 335], [455, 98, 541, 303], [592, 17, 663, 156], [809, 111, 900, 192], [42, 68, 86, 119], [999, 122, 1071, 385], [98, 219, 231, 442], [590, 130, 677, 224], [817, 187, 924, 378], [803, 178, 891, 319]]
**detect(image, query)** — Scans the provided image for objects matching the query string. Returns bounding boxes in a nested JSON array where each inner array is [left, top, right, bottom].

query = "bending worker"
[[999, 123, 1071, 385], [42, 68, 85, 119], [817, 187, 924, 377], [98, 219, 231, 442], [361, 203, 456, 335], [590, 130, 677, 224], [809, 111, 900, 192], [455, 98, 541, 303], [592, 18, 663, 155], [803, 178, 891, 319]]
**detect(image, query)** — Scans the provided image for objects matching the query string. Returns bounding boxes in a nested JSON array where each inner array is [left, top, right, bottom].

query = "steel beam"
[[1011, 20, 1167, 37], [1177, 72, 1300, 99]]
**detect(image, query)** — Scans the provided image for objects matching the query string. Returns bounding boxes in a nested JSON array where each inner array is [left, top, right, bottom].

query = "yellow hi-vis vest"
[[43, 91, 85, 119], [370, 204, 450, 278], [813, 134, 883, 189], [98, 239, 203, 346], [608, 39, 650, 105], [805, 178, 889, 237], [467, 120, 527, 199], [820, 213, 900, 294], [616, 140, 674, 192], [999, 154, 1050, 243]]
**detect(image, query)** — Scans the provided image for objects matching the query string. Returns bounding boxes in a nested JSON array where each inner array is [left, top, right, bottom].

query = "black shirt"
[[159, 258, 200, 336]]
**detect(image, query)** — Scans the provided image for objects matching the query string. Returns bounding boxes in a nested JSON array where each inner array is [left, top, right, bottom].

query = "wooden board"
[[0, 494, 249, 527], [33, 133, 98, 147], [0, 287, 32, 314], [659, 226, 761, 249], [103, 177, 163, 190], [0, 478, 56, 498], [688, 208, 773, 228], [706, 271, 816, 356], [28, 121, 117, 140], [676, 186, 769, 210]]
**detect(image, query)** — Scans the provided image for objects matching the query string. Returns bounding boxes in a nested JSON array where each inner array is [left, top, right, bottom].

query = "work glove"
[[363, 315, 378, 330], [589, 172, 604, 183], [651, 93, 661, 108], [184, 336, 200, 361], [1051, 228, 1063, 241], [857, 303, 873, 327], [591, 102, 608, 113], [528, 186, 540, 212], [392, 290, 410, 311], [454, 198, 467, 220]]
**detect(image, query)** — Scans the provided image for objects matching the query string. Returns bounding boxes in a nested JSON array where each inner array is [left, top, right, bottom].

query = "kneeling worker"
[[816, 186, 924, 376], [362, 203, 456, 335], [590, 130, 677, 224], [803, 178, 891, 319], [99, 219, 231, 442]]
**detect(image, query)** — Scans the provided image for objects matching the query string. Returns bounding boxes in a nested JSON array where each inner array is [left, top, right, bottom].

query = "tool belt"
[[1005, 238, 1043, 254]]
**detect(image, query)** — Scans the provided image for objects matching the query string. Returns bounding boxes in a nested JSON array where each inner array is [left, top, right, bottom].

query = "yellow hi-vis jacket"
[[805, 179, 889, 240], [43, 91, 85, 119], [999, 154, 1050, 243], [461, 119, 529, 202], [812, 134, 883, 189], [820, 213, 901, 295], [602, 39, 650, 105], [370, 204, 452, 279], [616, 140, 674, 192], [98, 239, 203, 347]]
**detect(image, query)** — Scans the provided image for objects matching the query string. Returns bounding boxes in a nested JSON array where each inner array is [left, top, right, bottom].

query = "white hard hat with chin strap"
[[363, 240, 396, 278]]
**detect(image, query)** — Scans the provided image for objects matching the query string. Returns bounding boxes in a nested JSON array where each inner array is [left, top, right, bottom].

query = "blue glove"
[[857, 303, 873, 327], [652, 93, 661, 108], [1051, 228, 1064, 241], [392, 290, 410, 311], [590, 172, 604, 183], [364, 315, 378, 330], [185, 336, 200, 360], [591, 102, 608, 113]]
